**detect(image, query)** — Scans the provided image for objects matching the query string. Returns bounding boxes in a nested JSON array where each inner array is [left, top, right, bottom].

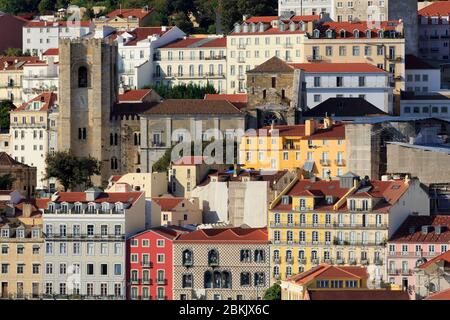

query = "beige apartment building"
[[0, 207, 43, 299], [0, 56, 39, 106], [154, 36, 227, 93], [150, 197, 202, 228], [169, 156, 228, 198]]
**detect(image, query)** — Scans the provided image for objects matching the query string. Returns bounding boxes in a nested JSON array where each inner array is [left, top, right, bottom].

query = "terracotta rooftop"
[[245, 122, 345, 139], [175, 227, 268, 243], [119, 27, 173, 46], [15, 92, 57, 112], [231, 15, 319, 36], [247, 56, 294, 74], [43, 48, 59, 56], [0, 56, 40, 71], [316, 20, 402, 38], [286, 264, 368, 285], [0, 152, 31, 167], [425, 288, 450, 300], [307, 289, 410, 300], [244, 15, 320, 24], [405, 54, 438, 70], [38, 191, 143, 207], [204, 94, 247, 110], [160, 37, 226, 49], [291, 63, 386, 73], [141, 99, 243, 116], [106, 8, 155, 20], [111, 101, 157, 117], [130, 225, 190, 240], [118, 89, 152, 102], [25, 20, 92, 27], [389, 215, 450, 244], [419, 1, 450, 16], [152, 197, 185, 211], [272, 178, 409, 213], [418, 250, 450, 270]]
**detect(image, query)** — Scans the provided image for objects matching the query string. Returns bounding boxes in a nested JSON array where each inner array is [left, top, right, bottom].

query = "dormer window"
[[389, 30, 396, 38], [281, 196, 291, 205], [74, 202, 82, 214], [101, 202, 110, 213], [250, 23, 256, 33], [340, 29, 346, 38], [300, 22, 306, 32], [313, 29, 320, 38], [16, 229, 25, 238], [299, 198, 306, 209], [349, 199, 356, 211], [60, 202, 69, 213], [289, 22, 296, 31], [1, 228, 9, 238], [326, 30, 333, 38], [242, 23, 249, 33], [32, 228, 40, 238], [234, 23, 241, 33], [366, 30, 371, 38], [279, 22, 285, 31], [378, 30, 384, 38], [353, 30, 360, 38], [258, 22, 265, 32], [115, 202, 124, 213], [87, 202, 96, 213], [326, 196, 334, 204]]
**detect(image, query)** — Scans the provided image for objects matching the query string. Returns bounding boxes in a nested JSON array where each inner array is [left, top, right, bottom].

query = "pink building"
[[387, 215, 450, 295], [418, 2, 450, 62]]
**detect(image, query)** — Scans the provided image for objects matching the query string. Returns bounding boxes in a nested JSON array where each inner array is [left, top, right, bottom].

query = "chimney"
[[22, 202, 33, 218], [323, 116, 332, 129], [305, 119, 317, 136], [161, 26, 167, 32]]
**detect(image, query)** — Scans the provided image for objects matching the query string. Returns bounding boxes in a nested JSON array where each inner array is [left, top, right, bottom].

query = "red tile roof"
[[316, 20, 401, 38], [291, 63, 386, 73], [131, 225, 190, 240], [15, 92, 57, 112], [204, 94, 247, 109], [272, 179, 409, 213], [176, 227, 268, 243], [152, 197, 185, 211], [142, 99, 243, 115], [307, 289, 410, 300], [38, 191, 143, 206], [106, 8, 155, 20], [286, 264, 368, 284], [245, 122, 345, 139], [425, 288, 450, 300], [25, 20, 92, 27], [0, 152, 31, 167], [405, 54, 438, 70], [418, 250, 450, 269], [120, 27, 173, 46], [160, 37, 226, 49], [0, 56, 40, 71], [419, 1, 450, 16], [389, 215, 450, 243], [43, 48, 58, 56], [244, 15, 320, 24], [118, 89, 152, 102]]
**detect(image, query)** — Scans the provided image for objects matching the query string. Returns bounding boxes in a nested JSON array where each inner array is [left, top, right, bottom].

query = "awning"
[[303, 161, 315, 172]]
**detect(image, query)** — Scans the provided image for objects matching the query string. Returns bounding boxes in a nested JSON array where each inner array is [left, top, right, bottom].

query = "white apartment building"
[[400, 92, 450, 119], [279, 0, 334, 16], [154, 36, 227, 93], [292, 62, 393, 113], [40, 188, 146, 299], [23, 20, 94, 56], [115, 26, 186, 90], [10, 92, 58, 191], [227, 15, 321, 93], [22, 51, 59, 102], [405, 54, 442, 93]]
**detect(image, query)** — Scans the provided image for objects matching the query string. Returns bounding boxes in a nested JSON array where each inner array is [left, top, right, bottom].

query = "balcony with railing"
[[334, 159, 346, 166], [156, 278, 167, 285], [44, 233, 125, 240], [285, 257, 294, 265], [306, 55, 324, 62], [320, 159, 330, 166], [141, 261, 153, 268], [387, 55, 403, 62]]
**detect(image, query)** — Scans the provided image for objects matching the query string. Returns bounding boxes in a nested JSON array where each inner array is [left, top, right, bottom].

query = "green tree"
[[38, 0, 56, 13], [44, 151, 101, 191], [0, 100, 16, 132], [145, 83, 217, 99], [263, 283, 281, 300], [0, 174, 15, 190], [2, 48, 28, 56]]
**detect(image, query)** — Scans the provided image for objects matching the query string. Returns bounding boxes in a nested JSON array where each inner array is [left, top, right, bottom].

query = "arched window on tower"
[[78, 66, 88, 88]]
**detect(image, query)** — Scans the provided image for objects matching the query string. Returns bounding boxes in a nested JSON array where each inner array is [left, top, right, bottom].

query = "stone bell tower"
[[58, 38, 118, 187]]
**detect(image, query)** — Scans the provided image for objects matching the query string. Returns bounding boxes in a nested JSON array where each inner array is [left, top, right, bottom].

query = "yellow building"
[[0, 203, 43, 299], [240, 117, 347, 179], [268, 173, 431, 287], [0, 56, 39, 106], [280, 264, 368, 300]]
